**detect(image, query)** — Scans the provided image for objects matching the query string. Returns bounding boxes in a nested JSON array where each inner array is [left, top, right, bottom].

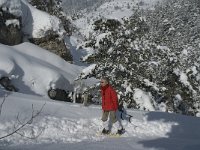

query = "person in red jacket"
[[100, 77, 124, 134]]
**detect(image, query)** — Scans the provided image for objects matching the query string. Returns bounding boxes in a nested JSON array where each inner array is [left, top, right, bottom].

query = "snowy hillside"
[[0, 91, 200, 150], [62, 0, 107, 15], [0, 0, 200, 149], [62, 0, 162, 15], [71, 0, 164, 62], [72, 0, 162, 37], [71, 0, 200, 116]]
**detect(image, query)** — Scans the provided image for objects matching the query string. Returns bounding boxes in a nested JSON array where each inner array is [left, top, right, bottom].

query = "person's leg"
[[108, 111, 117, 131], [116, 110, 125, 134], [101, 111, 110, 133], [110, 111, 117, 123], [116, 110, 123, 129]]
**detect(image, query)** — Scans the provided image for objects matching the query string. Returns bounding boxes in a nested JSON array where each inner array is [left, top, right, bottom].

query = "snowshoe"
[[102, 128, 110, 134], [117, 128, 125, 135]]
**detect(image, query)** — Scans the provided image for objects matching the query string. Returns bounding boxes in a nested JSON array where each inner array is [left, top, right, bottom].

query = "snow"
[[72, 0, 137, 38], [5, 19, 20, 27], [0, 43, 82, 97], [0, 0, 22, 17], [72, 0, 164, 62], [173, 68, 197, 95], [74, 0, 133, 37], [1, 91, 200, 150], [73, 0, 163, 34], [64, 36, 94, 66], [1, 40, 199, 149], [0, 0, 200, 149], [81, 64, 97, 77], [95, 32, 112, 48], [21, 0, 65, 38], [134, 89, 155, 111]]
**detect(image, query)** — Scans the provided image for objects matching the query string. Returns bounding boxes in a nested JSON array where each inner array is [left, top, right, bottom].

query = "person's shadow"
[[138, 111, 200, 150]]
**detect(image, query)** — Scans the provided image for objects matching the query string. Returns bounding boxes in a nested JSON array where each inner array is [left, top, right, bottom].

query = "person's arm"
[[101, 89, 105, 111], [110, 87, 118, 111]]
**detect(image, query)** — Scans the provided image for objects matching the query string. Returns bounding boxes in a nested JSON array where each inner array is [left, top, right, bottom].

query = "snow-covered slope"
[[0, 43, 82, 96], [73, 0, 135, 38], [70, 0, 164, 63], [0, 92, 200, 150], [72, 0, 163, 37]]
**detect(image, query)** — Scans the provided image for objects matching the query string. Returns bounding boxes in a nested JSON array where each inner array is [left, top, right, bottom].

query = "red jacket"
[[101, 84, 118, 111]]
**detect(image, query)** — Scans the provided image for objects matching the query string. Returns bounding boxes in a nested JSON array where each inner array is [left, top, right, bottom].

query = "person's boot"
[[102, 128, 110, 134], [117, 128, 125, 135]]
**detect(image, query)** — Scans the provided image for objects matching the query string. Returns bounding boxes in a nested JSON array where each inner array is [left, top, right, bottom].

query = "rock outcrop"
[[0, 1, 73, 62], [0, 8, 23, 45], [29, 32, 73, 62]]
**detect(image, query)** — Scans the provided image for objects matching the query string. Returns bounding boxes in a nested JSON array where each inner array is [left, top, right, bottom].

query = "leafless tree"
[[0, 93, 45, 140], [0, 93, 6, 116]]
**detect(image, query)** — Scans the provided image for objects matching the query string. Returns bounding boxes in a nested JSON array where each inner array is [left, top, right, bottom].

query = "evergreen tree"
[[79, 0, 200, 116]]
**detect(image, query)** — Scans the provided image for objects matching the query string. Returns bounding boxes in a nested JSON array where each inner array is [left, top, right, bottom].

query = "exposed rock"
[[48, 88, 72, 102], [0, 8, 23, 45], [0, 77, 18, 92], [27, 0, 73, 61], [29, 32, 73, 62], [0, 3, 73, 62]]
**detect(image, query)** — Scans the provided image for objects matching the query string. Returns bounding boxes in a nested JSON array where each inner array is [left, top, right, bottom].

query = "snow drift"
[[0, 43, 82, 97]]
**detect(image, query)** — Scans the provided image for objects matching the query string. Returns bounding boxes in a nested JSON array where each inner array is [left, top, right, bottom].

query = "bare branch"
[[16, 128, 44, 140], [0, 95, 6, 116], [0, 92, 10, 116], [0, 103, 46, 140]]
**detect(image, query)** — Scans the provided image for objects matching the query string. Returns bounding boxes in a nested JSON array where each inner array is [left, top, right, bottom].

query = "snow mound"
[[0, 0, 65, 38], [21, 0, 65, 38], [0, 43, 82, 97]]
